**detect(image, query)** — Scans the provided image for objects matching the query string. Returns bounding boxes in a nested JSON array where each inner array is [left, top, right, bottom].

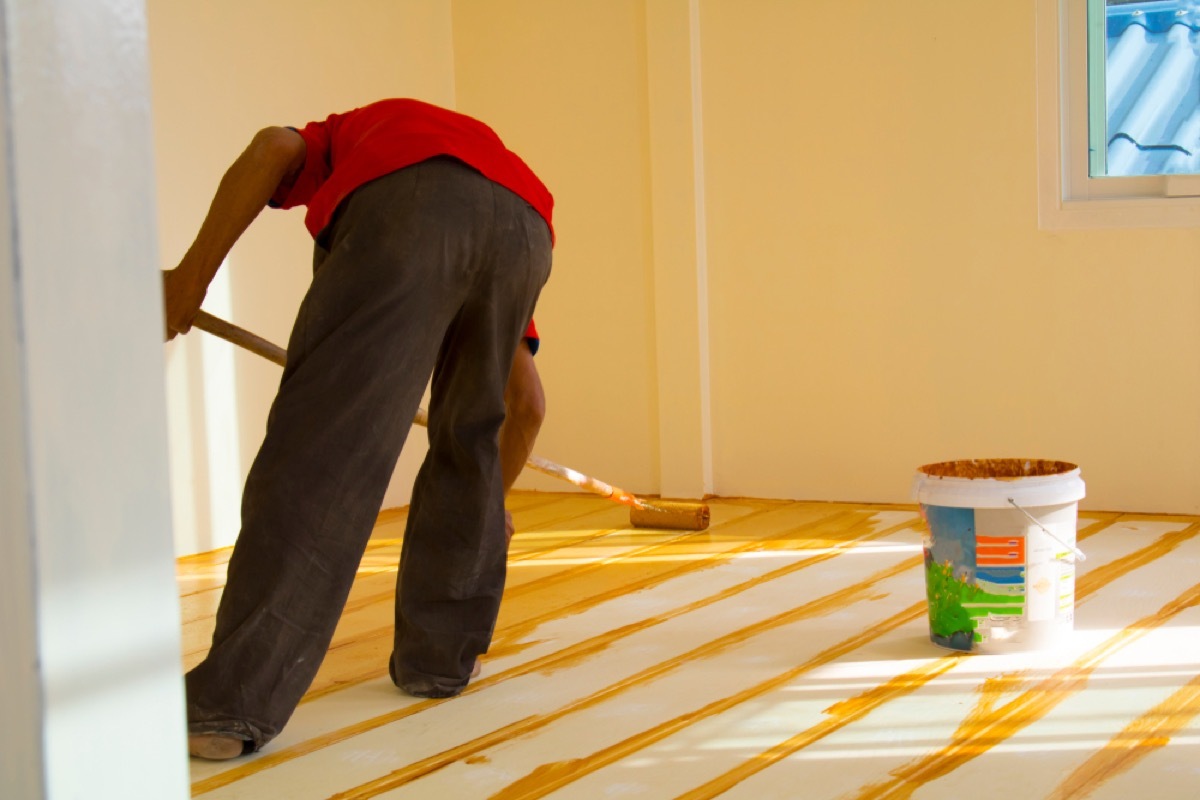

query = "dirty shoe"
[[395, 657, 482, 699], [189, 734, 249, 760]]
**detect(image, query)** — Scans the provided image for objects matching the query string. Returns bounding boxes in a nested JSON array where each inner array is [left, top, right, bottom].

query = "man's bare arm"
[[499, 341, 545, 543], [163, 126, 306, 340]]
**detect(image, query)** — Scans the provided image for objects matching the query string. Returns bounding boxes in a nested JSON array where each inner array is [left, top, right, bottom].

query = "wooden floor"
[[178, 493, 1200, 799]]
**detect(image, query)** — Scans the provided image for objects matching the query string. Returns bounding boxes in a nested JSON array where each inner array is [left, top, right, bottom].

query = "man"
[[163, 98, 553, 760]]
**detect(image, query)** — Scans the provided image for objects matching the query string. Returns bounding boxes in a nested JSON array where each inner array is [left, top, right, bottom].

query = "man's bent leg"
[[185, 165, 473, 750], [391, 176, 552, 697]]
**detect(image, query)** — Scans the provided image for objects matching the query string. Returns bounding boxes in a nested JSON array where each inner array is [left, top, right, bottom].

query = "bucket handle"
[[1006, 498, 1087, 562]]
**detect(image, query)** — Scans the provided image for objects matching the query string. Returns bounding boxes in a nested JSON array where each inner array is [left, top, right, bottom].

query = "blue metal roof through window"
[[1104, 0, 1200, 175]]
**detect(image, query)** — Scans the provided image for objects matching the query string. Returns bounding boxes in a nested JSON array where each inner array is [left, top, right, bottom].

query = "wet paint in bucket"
[[912, 459, 1086, 654]]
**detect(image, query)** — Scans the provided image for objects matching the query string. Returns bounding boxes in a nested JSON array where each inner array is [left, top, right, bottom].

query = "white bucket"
[[912, 459, 1086, 654]]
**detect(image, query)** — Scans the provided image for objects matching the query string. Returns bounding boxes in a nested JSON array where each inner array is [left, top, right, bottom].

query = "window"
[[1091, 0, 1200, 177], [1038, 0, 1200, 228]]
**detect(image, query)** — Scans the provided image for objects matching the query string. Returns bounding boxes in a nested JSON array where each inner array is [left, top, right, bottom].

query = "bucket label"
[[922, 504, 1076, 652]]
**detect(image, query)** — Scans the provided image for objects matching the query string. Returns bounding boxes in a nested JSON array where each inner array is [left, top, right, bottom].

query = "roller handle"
[[524, 454, 642, 508], [190, 310, 431, 427], [191, 310, 287, 368], [189, 311, 688, 517], [524, 457, 695, 523]]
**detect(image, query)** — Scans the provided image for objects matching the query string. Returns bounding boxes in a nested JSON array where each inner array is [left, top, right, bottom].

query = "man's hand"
[[162, 265, 207, 341]]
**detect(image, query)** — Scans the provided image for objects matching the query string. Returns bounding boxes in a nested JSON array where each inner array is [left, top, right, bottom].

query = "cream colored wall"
[[699, 0, 1200, 513], [452, 0, 664, 497], [154, 0, 1200, 559], [148, 1, 456, 555], [452, 0, 1200, 514]]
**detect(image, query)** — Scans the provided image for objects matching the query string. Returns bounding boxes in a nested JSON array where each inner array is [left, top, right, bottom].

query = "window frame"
[[1037, 0, 1200, 229]]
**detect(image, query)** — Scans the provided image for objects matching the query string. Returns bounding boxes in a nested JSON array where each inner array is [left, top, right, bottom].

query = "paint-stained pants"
[[185, 158, 552, 750]]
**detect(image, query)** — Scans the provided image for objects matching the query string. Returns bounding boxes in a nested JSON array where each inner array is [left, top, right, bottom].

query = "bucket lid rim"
[[916, 459, 1080, 481]]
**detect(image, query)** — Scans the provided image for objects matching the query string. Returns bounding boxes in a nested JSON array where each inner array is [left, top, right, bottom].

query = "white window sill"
[[1041, 195, 1200, 229], [1037, 0, 1200, 230]]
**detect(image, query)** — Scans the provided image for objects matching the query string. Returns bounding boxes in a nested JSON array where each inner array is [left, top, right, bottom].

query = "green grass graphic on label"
[[925, 556, 1025, 649], [926, 558, 975, 643]]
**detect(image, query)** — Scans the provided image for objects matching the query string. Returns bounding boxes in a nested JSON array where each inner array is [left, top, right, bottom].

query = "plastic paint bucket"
[[912, 459, 1086, 654]]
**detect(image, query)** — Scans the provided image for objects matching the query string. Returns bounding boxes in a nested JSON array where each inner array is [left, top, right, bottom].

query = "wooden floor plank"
[[177, 497, 1200, 799]]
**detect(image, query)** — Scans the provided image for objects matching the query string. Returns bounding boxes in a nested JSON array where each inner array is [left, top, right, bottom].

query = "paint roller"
[[186, 309, 711, 531]]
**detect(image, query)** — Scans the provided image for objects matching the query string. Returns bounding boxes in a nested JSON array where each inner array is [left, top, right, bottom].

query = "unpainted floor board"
[[178, 493, 1200, 799]]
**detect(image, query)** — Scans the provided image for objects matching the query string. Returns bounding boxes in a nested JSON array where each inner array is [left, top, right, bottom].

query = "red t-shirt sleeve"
[[265, 100, 553, 243], [270, 121, 333, 210], [523, 318, 540, 355]]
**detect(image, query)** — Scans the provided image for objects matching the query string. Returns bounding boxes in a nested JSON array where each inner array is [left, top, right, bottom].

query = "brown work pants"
[[185, 158, 552, 750]]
